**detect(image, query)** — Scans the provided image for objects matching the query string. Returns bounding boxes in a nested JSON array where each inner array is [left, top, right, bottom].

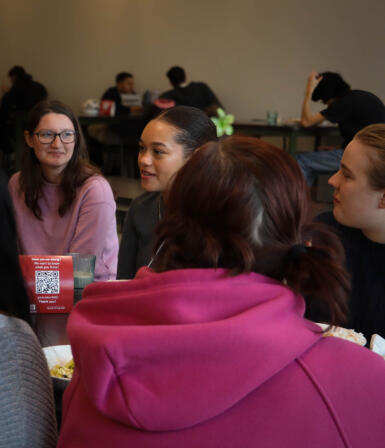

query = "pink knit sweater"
[[9, 172, 118, 281]]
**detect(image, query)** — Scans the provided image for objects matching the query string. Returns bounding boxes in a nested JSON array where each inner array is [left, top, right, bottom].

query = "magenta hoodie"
[[59, 268, 385, 448]]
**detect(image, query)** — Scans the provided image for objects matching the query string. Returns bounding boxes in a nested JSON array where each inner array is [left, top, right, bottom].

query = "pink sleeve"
[[69, 177, 118, 279]]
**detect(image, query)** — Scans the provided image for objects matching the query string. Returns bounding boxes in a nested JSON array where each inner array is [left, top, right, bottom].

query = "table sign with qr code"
[[19, 255, 74, 313]]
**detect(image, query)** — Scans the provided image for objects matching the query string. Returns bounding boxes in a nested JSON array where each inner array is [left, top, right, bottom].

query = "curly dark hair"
[[312, 72, 350, 103]]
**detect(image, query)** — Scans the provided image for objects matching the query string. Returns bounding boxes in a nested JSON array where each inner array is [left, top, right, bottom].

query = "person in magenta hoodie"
[[8, 100, 119, 281], [59, 136, 385, 448]]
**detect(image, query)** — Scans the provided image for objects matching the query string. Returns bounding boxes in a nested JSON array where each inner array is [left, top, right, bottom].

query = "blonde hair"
[[355, 124, 385, 189]]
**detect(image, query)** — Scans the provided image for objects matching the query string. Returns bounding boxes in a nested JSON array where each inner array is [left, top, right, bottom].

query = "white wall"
[[0, 0, 384, 120]]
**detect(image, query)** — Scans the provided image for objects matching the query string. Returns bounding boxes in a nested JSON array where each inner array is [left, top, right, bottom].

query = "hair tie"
[[286, 243, 308, 262]]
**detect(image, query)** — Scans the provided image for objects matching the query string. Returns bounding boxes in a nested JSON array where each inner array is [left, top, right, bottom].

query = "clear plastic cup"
[[266, 111, 278, 126], [67, 253, 96, 302]]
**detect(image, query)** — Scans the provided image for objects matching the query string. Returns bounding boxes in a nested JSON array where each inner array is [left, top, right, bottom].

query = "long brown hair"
[[153, 136, 349, 325], [19, 100, 100, 219]]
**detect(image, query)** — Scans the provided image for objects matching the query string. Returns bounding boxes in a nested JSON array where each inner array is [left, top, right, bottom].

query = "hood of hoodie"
[[67, 267, 321, 432]]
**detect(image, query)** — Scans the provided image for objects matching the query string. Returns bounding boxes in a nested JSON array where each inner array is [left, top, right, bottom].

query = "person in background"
[[87, 72, 144, 168], [101, 72, 142, 116], [0, 169, 57, 447], [0, 65, 47, 158], [117, 105, 217, 279], [59, 136, 385, 448], [8, 100, 119, 281], [297, 71, 385, 186], [160, 66, 223, 116], [0, 66, 47, 120], [316, 124, 385, 340]]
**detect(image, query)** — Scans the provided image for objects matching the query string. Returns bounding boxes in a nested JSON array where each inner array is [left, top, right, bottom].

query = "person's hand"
[[306, 72, 322, 95], [1, 84, 9, 94], [130, 105, 143, 114]]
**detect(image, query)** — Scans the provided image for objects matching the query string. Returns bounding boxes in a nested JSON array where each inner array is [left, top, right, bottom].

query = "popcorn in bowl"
[[43, 345, 73, 390], [316, 323, 367, 346]]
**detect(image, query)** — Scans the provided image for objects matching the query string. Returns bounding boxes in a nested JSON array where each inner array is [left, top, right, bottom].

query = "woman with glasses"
[[59, 137, 385, 447], [8, 100, 119, 281]]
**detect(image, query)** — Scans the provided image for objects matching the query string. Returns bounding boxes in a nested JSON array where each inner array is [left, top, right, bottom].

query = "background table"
[[5, 115, 342, 176], [233, 120, 341, 156]]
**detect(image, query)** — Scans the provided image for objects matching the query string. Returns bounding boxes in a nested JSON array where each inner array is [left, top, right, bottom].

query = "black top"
[[160, 82, 222, 111], [0, 77, 47, 121], [320, 90, 385, 148], [101, 87, 147, 138], [102, 87, 131, 116], [117, 192, 162, 279], [317, 211, 385, 340]]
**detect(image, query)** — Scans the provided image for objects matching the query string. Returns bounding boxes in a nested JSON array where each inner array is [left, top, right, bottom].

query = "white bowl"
[[370, 334, 385, 358], [43, 345, 73, 391]]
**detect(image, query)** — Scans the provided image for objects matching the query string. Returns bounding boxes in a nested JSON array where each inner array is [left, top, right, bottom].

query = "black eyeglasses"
[[34, 130, 77, 144]]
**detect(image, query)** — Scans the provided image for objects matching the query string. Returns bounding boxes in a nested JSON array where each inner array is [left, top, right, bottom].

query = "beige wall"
[[0, 0, 384, 120]]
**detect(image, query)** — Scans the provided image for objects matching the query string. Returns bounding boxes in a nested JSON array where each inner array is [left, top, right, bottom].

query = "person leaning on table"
[[8, 100, 119, 281], [0, 169, 57, 448], [59, 136, 385, 448], [315, 124, 385, 341], [296, 71, 385, 186]]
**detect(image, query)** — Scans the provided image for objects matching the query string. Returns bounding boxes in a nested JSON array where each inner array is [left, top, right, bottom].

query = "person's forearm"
[[301, 89, 313, 126]]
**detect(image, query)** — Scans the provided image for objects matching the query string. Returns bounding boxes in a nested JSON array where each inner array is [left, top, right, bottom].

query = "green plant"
[[211, 108, 235, 137]]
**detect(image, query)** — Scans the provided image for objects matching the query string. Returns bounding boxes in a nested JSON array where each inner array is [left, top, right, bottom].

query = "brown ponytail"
[[153, 136, 349, 325]]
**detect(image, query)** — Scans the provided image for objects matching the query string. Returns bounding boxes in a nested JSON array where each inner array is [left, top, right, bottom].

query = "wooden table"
[[31, 313, 70, 347], [233, 120, 341, 156], [30, 313, 70, 427]]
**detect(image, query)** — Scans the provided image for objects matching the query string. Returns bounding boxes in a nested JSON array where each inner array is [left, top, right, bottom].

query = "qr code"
[[35, 271, 60, 294]]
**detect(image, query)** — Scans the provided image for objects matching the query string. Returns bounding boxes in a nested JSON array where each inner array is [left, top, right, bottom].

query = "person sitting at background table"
[[297, 71, 385, 186], [315, 124, 385, 340], [117, 105, 217, 279], [87, 72, 144, 168], [58, 136, 385, 448], [8, 100, 119, 281], [0, 169, 57, 448], [101, 72, 143, 116], [159, 66, 223, 116]]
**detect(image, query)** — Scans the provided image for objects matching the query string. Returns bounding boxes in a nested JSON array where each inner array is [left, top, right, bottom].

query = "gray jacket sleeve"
[[0, 316, 57, 448]]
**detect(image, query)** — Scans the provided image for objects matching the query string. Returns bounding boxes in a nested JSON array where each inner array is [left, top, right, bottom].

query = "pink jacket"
[[9, 173, 119, 281], [59, 268, 385, 447]]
